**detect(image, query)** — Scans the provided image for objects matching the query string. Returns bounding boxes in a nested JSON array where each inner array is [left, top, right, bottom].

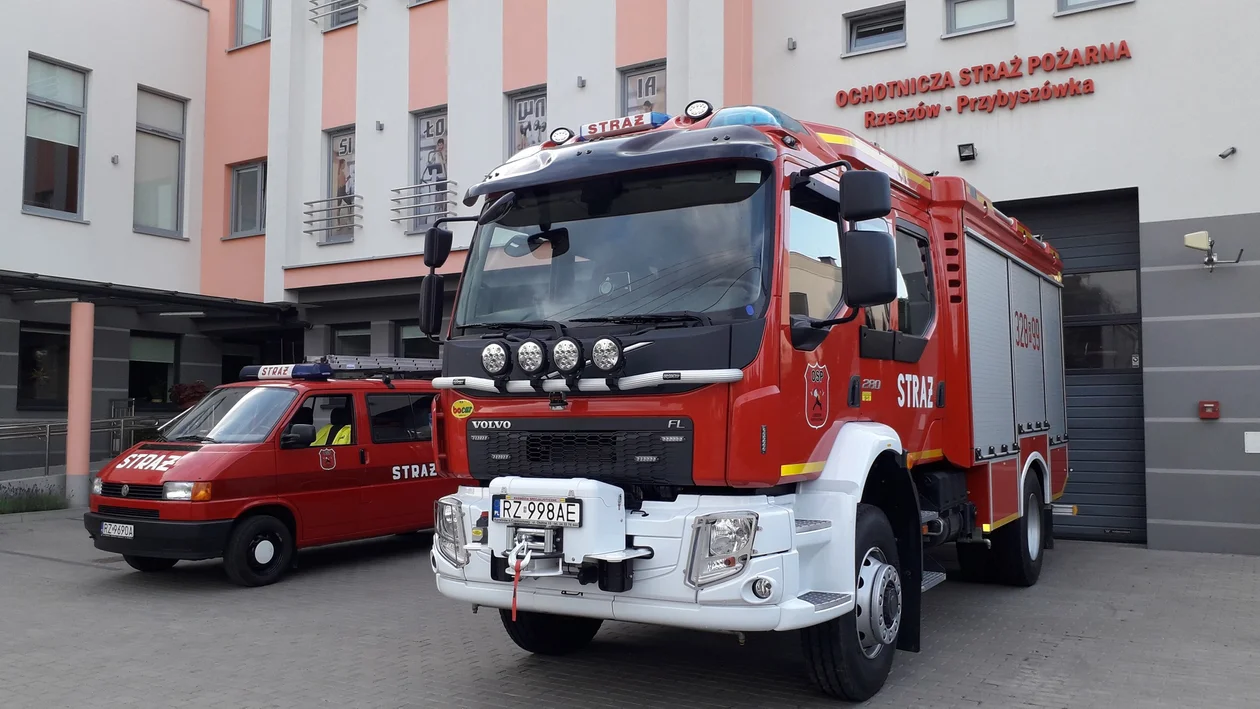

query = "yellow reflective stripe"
[[907, 449, 943, 466], [815, 132, 932, 190], [780, 461, 826, 478], [981, 511, 1021, 533]]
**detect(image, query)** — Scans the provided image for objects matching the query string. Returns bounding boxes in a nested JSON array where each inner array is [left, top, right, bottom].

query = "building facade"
[[4, 0, 1257, 551]]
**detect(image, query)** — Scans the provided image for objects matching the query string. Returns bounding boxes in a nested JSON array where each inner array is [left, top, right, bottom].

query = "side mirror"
[[423, 226, 454, 269], [418, 273, 446, 335], [478, 191, 517, 225], [839, 229, 899, 308], [839, 170, 892, 223], [281, 423, 317, 449]]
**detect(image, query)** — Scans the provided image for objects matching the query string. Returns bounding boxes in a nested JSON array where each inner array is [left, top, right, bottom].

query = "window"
[[1062, 268, 1141, 370], [235, 0, 270, 46], [164, 387, 297, 444], [134, 89, 186, 236], [24, 57, 87, 218], [327, 127, 356, 242], [289, 395, 356, 446], [621, 63, 666, 116], [17, 325, 70, 407], [847, 4, 906, 53], [786, 193, 843, 320], [1058, 0, 1132, 11], [398, 324, 440, 358], [413, 109, 449, 229], [946, 0, 1013, 34], [1062, 270, 1138, 317], [1064, 324, 1141, 370], [332, 326, 371, 356], [894, 228, 934, 336], [129, 334, 179, 405], [230, 161, 267, 237], [367, 394, 434, 444], [508, 89, 547, 155], [328, 0, 358, 29]]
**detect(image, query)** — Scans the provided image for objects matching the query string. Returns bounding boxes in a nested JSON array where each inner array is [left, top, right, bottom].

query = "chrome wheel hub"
[[855, 547, 902, 659], [1027, 492, 1042, 561]]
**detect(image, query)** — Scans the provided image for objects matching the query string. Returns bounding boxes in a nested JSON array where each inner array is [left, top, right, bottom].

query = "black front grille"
[[468, 417, 694, 485], [100, 482, 164, 500], [98, 505, 160, 519]]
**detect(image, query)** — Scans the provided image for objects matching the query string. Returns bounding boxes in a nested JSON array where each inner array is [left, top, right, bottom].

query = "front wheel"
[[223, 515, 295, 587], [801, 504, 902, 702], [500, 610, 603, 655], [124, 555, 178, 572]]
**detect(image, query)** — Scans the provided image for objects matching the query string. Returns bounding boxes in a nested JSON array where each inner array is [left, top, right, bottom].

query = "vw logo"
[[120, 484, 130, 497]]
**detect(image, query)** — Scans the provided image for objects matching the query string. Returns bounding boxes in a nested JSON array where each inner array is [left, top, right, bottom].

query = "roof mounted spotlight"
[[957, 143, 977, 162], [684, 99, 714, 121], [550, 126, 575, 144]]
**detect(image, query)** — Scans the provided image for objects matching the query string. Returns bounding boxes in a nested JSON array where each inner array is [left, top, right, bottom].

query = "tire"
[[222, 514, 295, 587], [124, 555, 178, 573], [801, 504, 902, 702], [499, 609, 603, 656], [954, 541, 993, 583], [991, 473, 1045, 587]]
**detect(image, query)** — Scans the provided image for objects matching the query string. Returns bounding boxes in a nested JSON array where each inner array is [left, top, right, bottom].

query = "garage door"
[[997, 189, 1146, 543]]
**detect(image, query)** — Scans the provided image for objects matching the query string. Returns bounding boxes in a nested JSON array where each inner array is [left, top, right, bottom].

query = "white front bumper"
[[431, 477, 855, 633]]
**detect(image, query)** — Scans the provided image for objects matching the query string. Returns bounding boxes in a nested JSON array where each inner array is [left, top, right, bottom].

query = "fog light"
[[517, 339, 547, 375], [481, 342, 511, 377], [591, 337, 623, 373], [552, 337, 583, 375], [752, 577, 773, 600]]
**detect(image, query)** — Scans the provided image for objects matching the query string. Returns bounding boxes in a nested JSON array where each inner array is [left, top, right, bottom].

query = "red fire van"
[[84, 355, 458, 586]]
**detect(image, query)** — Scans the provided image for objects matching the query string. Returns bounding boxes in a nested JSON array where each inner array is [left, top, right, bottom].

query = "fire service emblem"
[[806, 363, 829, 429], [319, 448, 336, 471]]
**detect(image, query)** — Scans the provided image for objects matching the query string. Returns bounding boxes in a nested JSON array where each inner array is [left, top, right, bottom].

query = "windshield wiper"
[[463, 320, 567, 338], [173, 435, 218, 443], [570, 311, 714, 327]]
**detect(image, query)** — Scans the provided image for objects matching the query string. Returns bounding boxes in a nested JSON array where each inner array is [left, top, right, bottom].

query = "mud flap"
[[1043, 503, 1055, 550]]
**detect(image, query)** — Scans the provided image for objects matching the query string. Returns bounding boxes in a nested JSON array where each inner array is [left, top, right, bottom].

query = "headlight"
[[687, 511, 758, 587], [517, 339, 547, 375], [591, 337, 623, 373], [481, 342, 511, 377], [91, 477, 103, 495], [435, 497, 469, 567], [551, 337, 583, 375], [162, 481, 211, 501]]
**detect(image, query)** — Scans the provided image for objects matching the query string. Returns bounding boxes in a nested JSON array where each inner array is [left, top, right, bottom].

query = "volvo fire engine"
[[418, 101, 1068, 702]]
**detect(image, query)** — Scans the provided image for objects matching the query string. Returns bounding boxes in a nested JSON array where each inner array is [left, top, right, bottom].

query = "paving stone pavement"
[[1, 510, 1258, 709]]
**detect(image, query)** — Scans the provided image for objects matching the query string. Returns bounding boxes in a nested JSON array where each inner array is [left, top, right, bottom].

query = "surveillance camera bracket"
[[1202, 237, 1245, 273]]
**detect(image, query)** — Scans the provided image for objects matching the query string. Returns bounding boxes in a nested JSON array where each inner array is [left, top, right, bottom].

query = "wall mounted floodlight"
[[1184, 230, 1244, 273], [957, 143, 977, 162]]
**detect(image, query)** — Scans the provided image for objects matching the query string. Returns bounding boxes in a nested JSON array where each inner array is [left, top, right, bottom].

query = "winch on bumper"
[[431, 477, 855, 632]]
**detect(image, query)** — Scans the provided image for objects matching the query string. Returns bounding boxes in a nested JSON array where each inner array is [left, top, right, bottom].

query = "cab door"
[[360, 390, 453, 533], [274, 392, 364, 544]]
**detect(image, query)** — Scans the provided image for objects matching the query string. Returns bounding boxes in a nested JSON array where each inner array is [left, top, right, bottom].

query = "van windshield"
[[161, 386, 298, 444]]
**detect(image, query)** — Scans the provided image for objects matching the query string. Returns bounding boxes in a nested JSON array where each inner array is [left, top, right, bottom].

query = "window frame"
[[619, 61, 667, 116], [23, 55, 89, 222], [127, 332, 182, 408], [229, 160, 267, 239], [395, 321, 441, 358], [234, 0, 271, 48], [326, 0, 359, 31], [411, 107, 449, 232], [16, 323, 72, 410], [133, 86, 188, 239], [366, 393, 435, 444], [1061, 266, 1143, 371], [945, 0, 1015, 36], [506, 87, 547, 158], [332, 324, 371, 356], [292, 393, 358, 447], [786, 185, 846, 322], [1056, 0, 1135, 15], [892, 220, 936, 339], [325, 126, 356, 244], [846, 3, 907, 55]]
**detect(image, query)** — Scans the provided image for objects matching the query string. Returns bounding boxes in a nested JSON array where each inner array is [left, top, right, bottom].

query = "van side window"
[[290, 394, 356, 446], [367, 394, 434, 443], [895, 228, 934, 336], [787, 189, 843, 319]]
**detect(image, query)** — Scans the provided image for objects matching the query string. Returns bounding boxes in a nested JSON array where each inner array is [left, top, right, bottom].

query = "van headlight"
[[435, 497, 469, 567], [92, 477, 103, 495], [686, 511, 758, 587], [163, 481, 211, 501]]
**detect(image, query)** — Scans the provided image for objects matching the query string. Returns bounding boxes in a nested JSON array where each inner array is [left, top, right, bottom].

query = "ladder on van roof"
[[307, 354, 443, 378]]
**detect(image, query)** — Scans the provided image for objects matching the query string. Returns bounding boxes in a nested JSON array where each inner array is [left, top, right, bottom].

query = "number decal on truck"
[[1013, 310, 1042, 351]]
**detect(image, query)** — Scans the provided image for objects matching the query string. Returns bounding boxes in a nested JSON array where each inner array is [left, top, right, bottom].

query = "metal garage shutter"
[[997, 189, 1146, 543]]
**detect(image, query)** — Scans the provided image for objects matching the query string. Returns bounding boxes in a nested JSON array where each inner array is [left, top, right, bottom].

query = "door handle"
[[360, 448, 368, 465]]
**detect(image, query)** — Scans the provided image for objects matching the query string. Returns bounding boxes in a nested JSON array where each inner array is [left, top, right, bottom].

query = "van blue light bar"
[[239, 363, 332, 381]]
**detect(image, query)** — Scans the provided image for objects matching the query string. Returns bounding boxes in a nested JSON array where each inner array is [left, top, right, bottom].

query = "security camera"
[[1219, 147, 1237, 159]]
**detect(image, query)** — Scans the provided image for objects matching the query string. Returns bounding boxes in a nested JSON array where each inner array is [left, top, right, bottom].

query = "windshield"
[[160, 386, 298, 444], [454, 162, 774, 327]]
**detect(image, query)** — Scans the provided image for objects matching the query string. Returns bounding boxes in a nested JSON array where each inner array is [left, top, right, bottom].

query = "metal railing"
[[389, 180, 458, 233], [303, 194, 363, 241], [309, 0, 363, 24], [0, 414, 175, 477]]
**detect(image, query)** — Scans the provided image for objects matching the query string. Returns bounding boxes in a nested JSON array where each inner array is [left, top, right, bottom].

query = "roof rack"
[[306, 354, 443, 379]]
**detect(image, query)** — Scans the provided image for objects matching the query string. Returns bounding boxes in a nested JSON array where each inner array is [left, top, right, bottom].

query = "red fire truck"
[[418, 102, 1068, 701], [84, 355, 457, 587]]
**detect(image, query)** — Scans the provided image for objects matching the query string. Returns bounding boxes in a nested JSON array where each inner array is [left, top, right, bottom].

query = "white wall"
[[667, 0, 725, 113], [548, 0, 617, 136], [2, 0, 207, 291], [751, 0, 1255, 223]]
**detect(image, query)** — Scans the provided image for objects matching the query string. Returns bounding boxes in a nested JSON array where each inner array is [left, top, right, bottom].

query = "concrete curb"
[[0, 506, 88, 526]]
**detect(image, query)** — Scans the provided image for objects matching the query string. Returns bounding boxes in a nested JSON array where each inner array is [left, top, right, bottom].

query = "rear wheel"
[[801, 504, 902, 702], [991, 474, 1045, 587], [123, 555, 178, 572], [500, 610, 603, 655], [223, 515, 295, 587]]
